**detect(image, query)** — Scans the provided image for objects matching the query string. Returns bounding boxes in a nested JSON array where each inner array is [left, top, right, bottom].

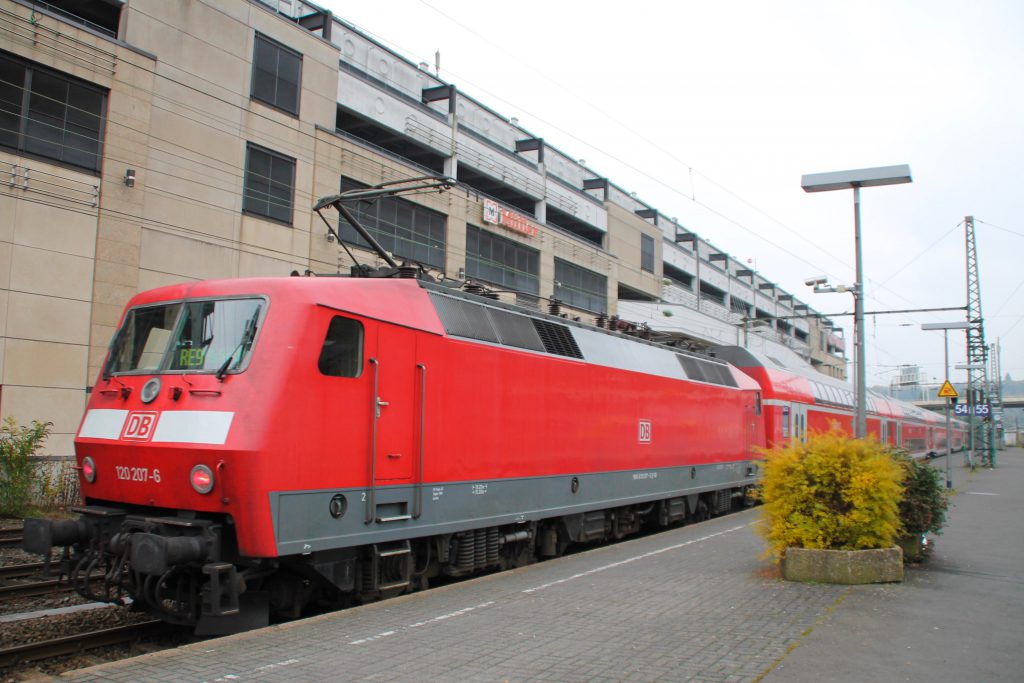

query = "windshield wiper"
[[216, 311, 260, 381]]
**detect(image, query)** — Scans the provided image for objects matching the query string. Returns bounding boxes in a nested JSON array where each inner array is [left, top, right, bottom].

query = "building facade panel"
[[6, 291, 91, 345], [4, 338, 88, 389], [9, 245, 94, 301]]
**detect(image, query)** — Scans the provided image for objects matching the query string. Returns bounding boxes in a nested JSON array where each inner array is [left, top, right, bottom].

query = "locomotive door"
[[370, 324, 418, 484]]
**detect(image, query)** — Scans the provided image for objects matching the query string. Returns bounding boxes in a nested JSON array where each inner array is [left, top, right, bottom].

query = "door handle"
[[375, 397, 389, 418]]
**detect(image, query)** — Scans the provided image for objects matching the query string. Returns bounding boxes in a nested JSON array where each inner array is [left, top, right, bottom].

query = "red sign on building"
[[483, 199, 539, 238]]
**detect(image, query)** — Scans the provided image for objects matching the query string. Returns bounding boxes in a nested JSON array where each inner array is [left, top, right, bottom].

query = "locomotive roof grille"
[[531, 319, 584, 359], [429, 291, 582, 359], [677, 354, 738, 388], [490, 308, 546, 353], [430, 294, 500, 344]]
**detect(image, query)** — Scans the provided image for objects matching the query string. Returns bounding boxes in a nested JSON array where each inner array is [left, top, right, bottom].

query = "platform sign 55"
[[954, 404, 990, 417]]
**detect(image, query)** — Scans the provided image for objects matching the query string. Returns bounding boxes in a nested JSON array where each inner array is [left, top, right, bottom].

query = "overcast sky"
[[321, 0, 1024, 391]]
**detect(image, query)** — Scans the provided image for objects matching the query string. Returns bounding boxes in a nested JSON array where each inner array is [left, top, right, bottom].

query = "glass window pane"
[[245, 144, 294, 223], [319, 316, 363, 377], [106, 304, 183, 374], [168, 299, 263, 373], [0, 56, 25, 149], [252, 34, 301, 115]]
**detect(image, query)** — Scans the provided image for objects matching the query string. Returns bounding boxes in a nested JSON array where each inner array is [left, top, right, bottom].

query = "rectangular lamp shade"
[[801, 164, 912, 192]]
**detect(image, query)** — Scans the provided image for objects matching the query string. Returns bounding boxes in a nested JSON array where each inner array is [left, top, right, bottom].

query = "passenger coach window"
[[318, 317, 363, 377]]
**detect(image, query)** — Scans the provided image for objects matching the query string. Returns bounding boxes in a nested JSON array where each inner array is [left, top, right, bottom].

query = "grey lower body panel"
[[270, 460, 758, 556]]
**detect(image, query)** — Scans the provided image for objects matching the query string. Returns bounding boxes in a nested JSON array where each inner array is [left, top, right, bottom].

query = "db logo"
[[638, 420, 652, 443], [121, 412, 159, 441]]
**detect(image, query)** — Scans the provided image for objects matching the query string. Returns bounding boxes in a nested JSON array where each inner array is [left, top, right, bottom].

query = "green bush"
[[0, 417, 53, 517], [895, 451, 949, 536], [756, 430, 905, 560]]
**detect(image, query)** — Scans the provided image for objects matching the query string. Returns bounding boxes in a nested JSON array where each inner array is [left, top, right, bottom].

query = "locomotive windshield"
[[105, 298, 264, 375]]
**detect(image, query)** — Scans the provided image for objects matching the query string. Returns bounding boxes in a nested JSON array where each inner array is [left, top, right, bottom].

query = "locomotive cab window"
[[106, 304, 183, 373], [105, 298, 264, 375], [168, 299, 264, 373], [319, 316, 363, 377]]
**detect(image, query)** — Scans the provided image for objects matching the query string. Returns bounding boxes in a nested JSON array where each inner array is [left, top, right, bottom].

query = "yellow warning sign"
[[937, 380, 958, 399]]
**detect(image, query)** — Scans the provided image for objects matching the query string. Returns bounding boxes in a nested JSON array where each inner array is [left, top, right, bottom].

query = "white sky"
[[321, 0, 1024, 390]]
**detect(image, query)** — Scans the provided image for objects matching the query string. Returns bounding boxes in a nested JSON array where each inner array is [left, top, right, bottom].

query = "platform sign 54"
[[954, 404, 990, 417]]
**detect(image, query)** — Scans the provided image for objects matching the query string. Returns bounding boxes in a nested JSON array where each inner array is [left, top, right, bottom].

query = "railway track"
[[0, 619, 174, 668], [0, 561, 46, 580], [0, 576, 77, 600], [0, 526, 23, 547]]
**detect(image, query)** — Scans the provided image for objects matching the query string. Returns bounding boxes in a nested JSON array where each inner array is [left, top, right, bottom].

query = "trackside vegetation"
[[0, 417, 53, 517], [756, 430, 905, 560]]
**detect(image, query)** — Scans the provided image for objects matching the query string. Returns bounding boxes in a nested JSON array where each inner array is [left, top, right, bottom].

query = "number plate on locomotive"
[[114, 466, 162, 483]]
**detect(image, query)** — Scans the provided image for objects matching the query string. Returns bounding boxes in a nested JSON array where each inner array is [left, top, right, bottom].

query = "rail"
[[0, 620, 172, 668], [0, 561, 45, 580], [0, 526, 24, 547]]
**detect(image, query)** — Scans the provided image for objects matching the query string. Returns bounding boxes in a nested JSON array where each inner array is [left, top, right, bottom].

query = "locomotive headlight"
[[81, 456, 96, 484], [190, 464, 215, 494], [140, 377, 161, 404]]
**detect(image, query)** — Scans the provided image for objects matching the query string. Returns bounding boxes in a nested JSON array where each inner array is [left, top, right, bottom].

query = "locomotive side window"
[[319, 316, 363, 377]]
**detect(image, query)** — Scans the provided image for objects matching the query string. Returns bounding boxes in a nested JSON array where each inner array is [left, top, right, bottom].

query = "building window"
[[554, 258, 607, 314], [243, 143, 295, 224], [0, 51, 106, 172], [466, 225, 539, 295], [251, 33, 301, 116], [641, 234, 655, 273], [338, 177, 446, 269]]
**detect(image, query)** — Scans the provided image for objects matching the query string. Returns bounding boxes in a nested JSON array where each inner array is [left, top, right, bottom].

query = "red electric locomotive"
[[25, 274, 766, 633]]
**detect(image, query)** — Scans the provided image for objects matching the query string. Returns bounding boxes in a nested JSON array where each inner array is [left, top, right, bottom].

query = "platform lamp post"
[[922, 321, 971, 489], [801, 165, 913, 438]]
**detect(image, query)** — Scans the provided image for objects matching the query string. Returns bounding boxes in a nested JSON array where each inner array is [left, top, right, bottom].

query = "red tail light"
[[82, 456, 96, 483], [190, 464, 214, 494]]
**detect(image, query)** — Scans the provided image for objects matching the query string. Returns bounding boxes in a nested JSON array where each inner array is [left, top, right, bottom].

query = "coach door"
[[791, 403, 808, 443]]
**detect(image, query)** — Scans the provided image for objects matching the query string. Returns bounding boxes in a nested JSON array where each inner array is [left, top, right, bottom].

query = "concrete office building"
[[0, 0, 845, 457]]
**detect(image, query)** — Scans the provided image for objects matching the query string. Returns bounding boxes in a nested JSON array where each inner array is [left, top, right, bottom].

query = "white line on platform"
[[347, 601, 496, 645], [343, 522, 747, 648], [964, 492, 999, 496], [521, 525, 747, 594]]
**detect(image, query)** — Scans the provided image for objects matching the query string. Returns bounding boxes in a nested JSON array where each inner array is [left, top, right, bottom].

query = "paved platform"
[[62, 449, 1024, 682]]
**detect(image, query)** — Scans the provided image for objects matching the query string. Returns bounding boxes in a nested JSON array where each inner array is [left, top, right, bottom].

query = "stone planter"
[[782, 546, 904, 584]]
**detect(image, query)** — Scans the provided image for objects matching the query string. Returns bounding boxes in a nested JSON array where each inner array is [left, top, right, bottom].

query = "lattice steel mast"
[[965, 216, 994, 467], [991, 340, 1003, 450]]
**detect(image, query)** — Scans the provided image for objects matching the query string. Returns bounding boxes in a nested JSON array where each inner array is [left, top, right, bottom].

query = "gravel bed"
[[0, 605, 186, 681], [0, 515, 100, 617]]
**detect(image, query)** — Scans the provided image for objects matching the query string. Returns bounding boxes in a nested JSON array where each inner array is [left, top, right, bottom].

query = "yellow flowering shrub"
[[757, 429, 905, 560]]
